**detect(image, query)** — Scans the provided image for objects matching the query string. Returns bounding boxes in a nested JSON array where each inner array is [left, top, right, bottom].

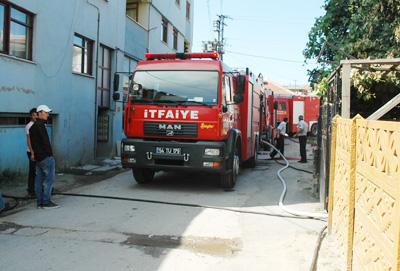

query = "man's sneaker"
[[42, 201, 60, 209], [36, 204, 43, 209]]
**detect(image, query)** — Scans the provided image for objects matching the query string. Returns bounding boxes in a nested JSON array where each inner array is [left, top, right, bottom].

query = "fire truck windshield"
[[130, 71, 219, 105]]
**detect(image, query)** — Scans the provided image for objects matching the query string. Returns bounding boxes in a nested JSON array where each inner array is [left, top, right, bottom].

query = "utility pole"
[[203, 14, 230, 60], [213, 14, 230, 61]]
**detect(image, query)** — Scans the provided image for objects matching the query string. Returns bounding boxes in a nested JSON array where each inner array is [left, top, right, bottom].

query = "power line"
[[226, 50, 316, 64]]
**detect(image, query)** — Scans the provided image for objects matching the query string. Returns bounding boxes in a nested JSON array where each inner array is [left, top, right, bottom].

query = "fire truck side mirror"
[[274, 101, 278, 110], [236, 75, 245, 94], [233, 75, 245, 103], [113, 74, 120, 92], [233, 94, 243, 103]]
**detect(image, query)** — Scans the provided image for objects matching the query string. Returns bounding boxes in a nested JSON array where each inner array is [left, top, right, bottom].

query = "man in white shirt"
[[25, 108, 37, 196], [296, 115, 308, 163], [270, 117, 288, 159]]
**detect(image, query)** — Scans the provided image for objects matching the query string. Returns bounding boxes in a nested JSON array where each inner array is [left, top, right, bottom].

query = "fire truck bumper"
[[121, 139, 227, 173]]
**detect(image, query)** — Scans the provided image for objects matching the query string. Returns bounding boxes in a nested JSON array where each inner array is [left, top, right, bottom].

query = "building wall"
[[148, 0, 193, 53], [0, 0, 126, 172]]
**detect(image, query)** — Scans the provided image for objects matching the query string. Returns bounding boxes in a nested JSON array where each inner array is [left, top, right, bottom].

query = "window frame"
[[0, 1, 34, 60], [72, 33, 94, 75], [186, 1, 190, 21], [126, 0, 139, 22], [97, 44, 113, 109], [161, 17, 168, 44], [173, 27, 178, 50]]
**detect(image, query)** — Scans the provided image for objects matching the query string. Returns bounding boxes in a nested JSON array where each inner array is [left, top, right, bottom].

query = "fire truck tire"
[[247, 142, 258, 168], [311, 124, 318, 137], [132, 168, 155, 184], [220, 144, 240, 189]]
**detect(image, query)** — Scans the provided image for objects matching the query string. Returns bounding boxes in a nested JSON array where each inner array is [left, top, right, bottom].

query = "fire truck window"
[[279, 102, 287, 110], [131, 71, 219, 105]]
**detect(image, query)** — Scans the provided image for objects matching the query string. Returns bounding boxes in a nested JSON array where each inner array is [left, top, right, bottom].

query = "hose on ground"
[[272, 159, 314, 174], [309, 225, 327, 271], [261, 139, 328, 220]]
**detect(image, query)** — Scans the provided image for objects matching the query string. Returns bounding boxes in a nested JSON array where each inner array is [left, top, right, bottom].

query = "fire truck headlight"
[[124, 145, 135, 152], [204, 148, 220, 156]]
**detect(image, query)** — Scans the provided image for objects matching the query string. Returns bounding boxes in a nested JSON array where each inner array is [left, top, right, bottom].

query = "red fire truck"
[[269, 95, 320, 136], [121, 52, 265, 188]]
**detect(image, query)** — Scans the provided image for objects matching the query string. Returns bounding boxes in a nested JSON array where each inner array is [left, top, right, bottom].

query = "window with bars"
[[72, 33, 93, 75], [0, 114, 52, 126], [126, 0, 139, 22], [173, 28, 178, 50], [0, 2, 34, 60], [161, 17, 168, 43], [97, 45, 112, 108]]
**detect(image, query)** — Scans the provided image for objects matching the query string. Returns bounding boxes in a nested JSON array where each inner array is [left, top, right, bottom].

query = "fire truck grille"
[[144, 122, 198, 137]]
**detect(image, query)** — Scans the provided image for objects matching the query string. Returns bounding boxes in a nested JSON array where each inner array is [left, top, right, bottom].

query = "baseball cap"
[[36, 105, 52, 113]]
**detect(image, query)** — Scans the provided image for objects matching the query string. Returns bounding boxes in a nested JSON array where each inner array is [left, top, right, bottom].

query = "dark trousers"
[[270, 136, 284, 158], [299, 136, 307, 162], [27, 152, 36, 194]]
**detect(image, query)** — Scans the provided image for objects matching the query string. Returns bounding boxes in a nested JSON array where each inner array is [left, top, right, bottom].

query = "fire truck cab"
[[121, 52, 263, 188]]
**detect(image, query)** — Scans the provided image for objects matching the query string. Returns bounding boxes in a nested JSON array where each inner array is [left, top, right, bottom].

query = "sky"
[[192, 0, 326, 87]]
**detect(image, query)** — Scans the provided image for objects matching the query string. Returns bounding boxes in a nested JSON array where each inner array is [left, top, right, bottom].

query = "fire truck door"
[[293, 101, 304, 125]]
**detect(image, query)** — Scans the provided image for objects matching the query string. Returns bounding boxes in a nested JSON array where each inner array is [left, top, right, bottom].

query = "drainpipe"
[[87, 0, 100, 160]]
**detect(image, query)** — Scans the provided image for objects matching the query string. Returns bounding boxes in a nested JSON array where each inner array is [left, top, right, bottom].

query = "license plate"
[[155, 147, 181, 155]]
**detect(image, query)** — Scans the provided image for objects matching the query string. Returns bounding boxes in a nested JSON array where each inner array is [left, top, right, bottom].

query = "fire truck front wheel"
[[132, 168, 155, 184], [220, 144, 240, 189]]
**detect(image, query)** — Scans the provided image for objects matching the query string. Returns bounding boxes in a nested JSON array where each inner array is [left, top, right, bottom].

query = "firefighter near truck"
[[121, 52, 266, 189]]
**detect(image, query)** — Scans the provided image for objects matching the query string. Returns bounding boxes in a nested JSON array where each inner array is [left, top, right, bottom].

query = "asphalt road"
[[0, 148, 326, 271]]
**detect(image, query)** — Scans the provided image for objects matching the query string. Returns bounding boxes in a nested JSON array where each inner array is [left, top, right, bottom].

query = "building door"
[[96, 45, 113, 158]]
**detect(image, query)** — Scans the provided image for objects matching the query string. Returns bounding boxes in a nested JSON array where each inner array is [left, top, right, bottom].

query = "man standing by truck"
[[270, 117, 288, 159], [296, 115, 308, 163]]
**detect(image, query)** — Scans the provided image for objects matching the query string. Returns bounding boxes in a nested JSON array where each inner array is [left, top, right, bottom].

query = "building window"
[[175, 0, 180, 6], [0, 2, 34, 60], [0, 113, 52, 126], [97, 45, 112, 108], [173, 28, 178, 50], [161, 17, 168, 43], [72, 33, 93, 75], [186, 1, 190, 20], [126, 0, 138, 22]]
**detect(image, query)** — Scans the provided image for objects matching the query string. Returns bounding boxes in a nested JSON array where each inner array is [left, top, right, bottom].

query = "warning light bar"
[[145, 52, 219, 60]]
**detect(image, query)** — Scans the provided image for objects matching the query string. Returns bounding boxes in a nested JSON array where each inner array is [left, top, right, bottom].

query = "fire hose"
[[261, 138, 328, 220]]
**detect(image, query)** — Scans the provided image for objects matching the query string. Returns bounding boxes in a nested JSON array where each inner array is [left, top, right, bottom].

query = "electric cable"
[[53, 192, 324, 221], [0, 196, 19, 214], [226, 50, 315, 64], [261, 139, 328, 220]]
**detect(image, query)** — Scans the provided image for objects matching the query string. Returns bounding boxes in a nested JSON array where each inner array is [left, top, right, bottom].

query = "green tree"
[[304, 0, 400, 118]]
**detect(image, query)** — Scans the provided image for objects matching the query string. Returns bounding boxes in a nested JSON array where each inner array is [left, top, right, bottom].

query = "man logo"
[[158, 124, 182, 130], [158, 123, 181, 136]]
